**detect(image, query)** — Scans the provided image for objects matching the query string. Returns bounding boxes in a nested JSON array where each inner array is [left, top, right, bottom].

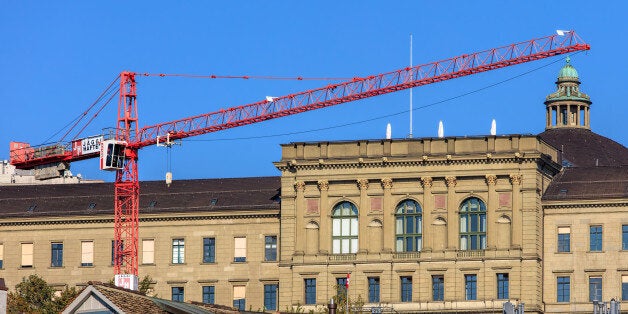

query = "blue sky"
[[1, 1, 626, 182]]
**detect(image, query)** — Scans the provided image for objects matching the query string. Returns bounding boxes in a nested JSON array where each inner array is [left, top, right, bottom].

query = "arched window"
[[331, 201, 358, 254], [395, 199, 422, 252], [459, 197, 487, 250]]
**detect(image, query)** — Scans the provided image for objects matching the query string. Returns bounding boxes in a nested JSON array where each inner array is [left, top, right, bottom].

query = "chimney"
[[0, 278, 8, 313]]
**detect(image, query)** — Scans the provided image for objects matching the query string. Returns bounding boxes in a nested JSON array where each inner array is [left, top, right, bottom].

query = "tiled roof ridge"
[[88, 281, 151, 297]]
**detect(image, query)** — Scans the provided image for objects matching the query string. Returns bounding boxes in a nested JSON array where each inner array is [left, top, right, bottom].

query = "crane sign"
[[8, 31, 589, 290]]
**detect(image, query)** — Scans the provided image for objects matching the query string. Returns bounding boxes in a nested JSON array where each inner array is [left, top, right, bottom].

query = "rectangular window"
[[264, 284, 278, 311], [142, 239, 154, 264], [171, 287, 184, 302], [172, 239, 185, 264], [400, 276, 412, 302], [81, 241, 94, 266], [589, 277, 603, 301], [21, 243, 33, 268], [465, 274, 477, 300], [497, 273, 509, 299], [432, 275, 444, 301], [264, 236, 277, 261], [336, 277, 348, 298], [368, 277, 380, 303], [234, 237, 246, 262], [304, 278, 316, 304], [590, 225, 603, 251], [558, 227, 570, 252], [203, 238, 215, 263], [202, 286, 215, 304], [622, 275, 628, 301], [623, 225, 628, 250], [111, 240, 124, 266], [233, 286, 246, 311], [51, 243, 63, 267], [557, 276, 570, 302], [0, 243, 4, 268]]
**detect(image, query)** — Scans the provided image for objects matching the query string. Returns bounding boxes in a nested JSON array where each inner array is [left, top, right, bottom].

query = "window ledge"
[[201, 262, 216, 265], [262, 260, 278, 263], [169, 263, 187, 266], [587, 250, 604, 253], [555, 252, 572, 254], [19, 266, 34, 269], [49, 266, 65, 269], [140, 263, 156, 266], [231, 261, 248, 265], [79, 265, 95, 268]]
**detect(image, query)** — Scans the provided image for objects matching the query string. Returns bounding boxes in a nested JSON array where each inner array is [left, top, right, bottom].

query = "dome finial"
[[565, 56, 571, 64]]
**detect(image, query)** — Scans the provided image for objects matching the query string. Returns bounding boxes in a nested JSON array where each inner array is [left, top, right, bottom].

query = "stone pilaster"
[[485, 175, 497, 249], [509, 174, 523, 248], [381, 178, 393, 252], [445, 176, 457, 250], [357, 179, 369, 253], [317, 180, 329, 254], [294, 181, 306, 255], [421, 177, 433, 251]]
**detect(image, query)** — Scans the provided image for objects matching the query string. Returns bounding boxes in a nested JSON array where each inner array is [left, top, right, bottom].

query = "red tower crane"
[[8, 31, 589, 289]]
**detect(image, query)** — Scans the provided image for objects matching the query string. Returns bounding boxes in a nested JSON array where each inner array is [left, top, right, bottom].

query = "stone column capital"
[[509, 174, 522, 186], [357, 179, 369, 190], [317, 180, 329, 191], [421, 176, 433, 188], [294, 181, 306, 192], [485, 174, 497, 186], [445, 176, 457, 188], [381, 178, 393, 190]]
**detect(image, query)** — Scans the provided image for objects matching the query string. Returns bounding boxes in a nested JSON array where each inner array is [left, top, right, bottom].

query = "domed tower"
[[539, 58, 628, 167], [544, 57, 592, 129]]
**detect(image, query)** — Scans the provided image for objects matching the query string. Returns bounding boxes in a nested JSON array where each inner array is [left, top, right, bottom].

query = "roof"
[[542, 166, 628, 201], [62, 282, 221, 314], [557, 57, 579, 80], [0, 176, 280, 219], [538, 128, 628, 167]]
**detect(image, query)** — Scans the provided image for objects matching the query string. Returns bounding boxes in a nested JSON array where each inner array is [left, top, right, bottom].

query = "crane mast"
[[7, 31, 590, 289]]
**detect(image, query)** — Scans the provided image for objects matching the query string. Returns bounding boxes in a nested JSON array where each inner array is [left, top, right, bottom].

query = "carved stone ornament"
[[357, 179, 369, 190], [485, 174, 497, 186], [509, 174, 523, 185], [421, 176, 433, 188], [381, 178, 393, 189], [294, 181, 306, 192], [317, 180, 329, 191], [445, 176, 457, 188]]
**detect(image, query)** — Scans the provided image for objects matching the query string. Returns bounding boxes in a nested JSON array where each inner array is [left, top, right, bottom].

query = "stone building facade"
[[0, 60, 626, 313]]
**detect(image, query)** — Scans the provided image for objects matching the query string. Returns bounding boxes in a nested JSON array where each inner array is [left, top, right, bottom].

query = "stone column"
[[357, 179, 369, 253], [421, 177, 433, 251], [485, 175, 497, 249], [381, 178, 394, 252], [318, 180, 330, 254], [509, 174, 523, 248], [446, 176, 457, 250], [294, 181, 306, 255]]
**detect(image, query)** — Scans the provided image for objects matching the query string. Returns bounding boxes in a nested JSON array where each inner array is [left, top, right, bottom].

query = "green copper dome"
[[558, 57, 579, 79]]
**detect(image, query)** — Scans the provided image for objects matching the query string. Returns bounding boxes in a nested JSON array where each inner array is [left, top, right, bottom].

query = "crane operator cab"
[[100, 140, 127, 170]]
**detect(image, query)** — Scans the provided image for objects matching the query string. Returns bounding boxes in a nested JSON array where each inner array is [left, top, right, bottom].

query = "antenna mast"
[[409, 34, 413, 138]]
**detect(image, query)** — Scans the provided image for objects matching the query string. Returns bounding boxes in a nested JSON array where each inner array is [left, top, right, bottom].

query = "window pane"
[[264, 284, 278, 310], [332, 239, 340, 254], [416, 217, 422, 233], [304, 279, 316, 304], [460, 216, 468, 232], [396, 238, 403, 252], [396, 218, 403, 234], [623, 225, 628, 250], [350, 239, 358, 253], [333, 219, 341, 236], [203, 286, 215, 304], [589, 277, 602, 302], [341, 219, 350, 236], [368, 277, 380, 303], [203, 238, 215, 263], [142, 239, 154, 264], [557, 277, 570, 302], [82, 241, 94, 265]]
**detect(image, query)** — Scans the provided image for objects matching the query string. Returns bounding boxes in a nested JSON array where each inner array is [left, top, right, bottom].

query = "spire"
[[544, 58, 592, 130]]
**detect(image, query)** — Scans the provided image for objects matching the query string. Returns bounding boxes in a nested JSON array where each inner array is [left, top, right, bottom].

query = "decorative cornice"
[[381, 178, 393, 190], [275, 155, 544, 171], [509, 174, 522, 186], [485, 174, 497, 186], [421, 177, 433, 188], [445, 176, 457, 188], [0, 213, 280, 227], [357, 179, 369, 190], [317, 180, 329, 191]]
